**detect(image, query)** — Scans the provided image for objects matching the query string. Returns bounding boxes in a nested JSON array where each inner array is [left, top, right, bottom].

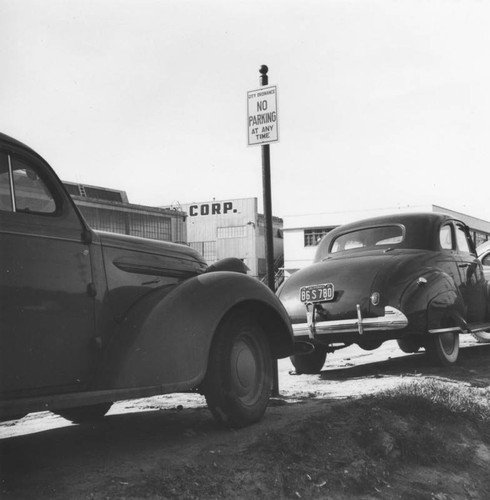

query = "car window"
[[331, 225, 403, 253], [439, 224, 453, 250], [1, 154, 57, 214], [482, 253, 490, 266], [455, 223, 471, 253]]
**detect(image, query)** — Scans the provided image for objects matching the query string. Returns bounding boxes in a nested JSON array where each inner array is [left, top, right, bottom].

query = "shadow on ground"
[[319, 342, 490, 387]]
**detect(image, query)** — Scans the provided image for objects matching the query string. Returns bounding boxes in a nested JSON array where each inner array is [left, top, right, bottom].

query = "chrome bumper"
[[293, 305, 409, 339]]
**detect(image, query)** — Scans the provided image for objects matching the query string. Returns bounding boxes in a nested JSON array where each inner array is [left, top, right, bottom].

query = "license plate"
[[300, 283, 334, 303]]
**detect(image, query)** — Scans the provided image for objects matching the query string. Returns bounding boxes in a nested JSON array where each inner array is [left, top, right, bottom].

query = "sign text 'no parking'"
[[247, 85, 278, 146]]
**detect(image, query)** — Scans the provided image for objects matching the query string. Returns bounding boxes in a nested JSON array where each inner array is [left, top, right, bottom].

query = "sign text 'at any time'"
[[247, 85, 278, 146]]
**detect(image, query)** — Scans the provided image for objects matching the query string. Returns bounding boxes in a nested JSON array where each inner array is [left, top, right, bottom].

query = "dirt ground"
[[1, 336, 490, 499]]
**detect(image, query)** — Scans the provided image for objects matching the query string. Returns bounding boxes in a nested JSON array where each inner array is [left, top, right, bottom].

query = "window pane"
[[11, 157, 56, 214], [456, 224, 471, 253], [189, 241, 216, 262], [0, 152, 13, 212], [217, 226, 247, 238], [439, 225, 452, 250], [304, 227, 334, 247], [331, 225, 403, 253], [474, 232, 488, 247]]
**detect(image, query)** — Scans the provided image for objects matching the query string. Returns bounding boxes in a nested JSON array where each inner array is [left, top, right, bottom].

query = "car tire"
[[357, 339, 382, 351], [397, 336, 422, 354], [425, 331, 460, 365], [202, 312, 272, 428], [290, 347, 327, 375], [54, 402, 112, 424]]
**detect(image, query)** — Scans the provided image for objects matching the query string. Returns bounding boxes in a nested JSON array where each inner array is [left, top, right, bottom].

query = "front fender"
[[96, 272, 293, 391], [399, 269, 465, 333]]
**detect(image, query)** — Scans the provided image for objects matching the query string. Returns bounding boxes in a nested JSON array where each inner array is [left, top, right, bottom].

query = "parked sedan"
[[278, 213, 490, 373]]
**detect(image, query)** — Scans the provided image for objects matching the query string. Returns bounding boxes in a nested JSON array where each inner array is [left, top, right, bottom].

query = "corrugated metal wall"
[[73, 198, 187, 243]]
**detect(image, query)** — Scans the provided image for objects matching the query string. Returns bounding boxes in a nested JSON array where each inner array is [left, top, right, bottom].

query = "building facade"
[[179, 198, 283, 280], [64, 181, 187, 243], [283, 205, 490, 274]]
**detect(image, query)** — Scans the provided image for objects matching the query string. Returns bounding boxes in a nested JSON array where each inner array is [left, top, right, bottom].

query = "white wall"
[[283, 228, 317, 270]]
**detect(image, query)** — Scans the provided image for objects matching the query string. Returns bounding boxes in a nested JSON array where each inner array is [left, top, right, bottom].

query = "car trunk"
[[278, 250, 425, 325]]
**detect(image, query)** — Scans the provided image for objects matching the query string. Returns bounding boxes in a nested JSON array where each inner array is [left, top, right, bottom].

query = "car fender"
[[426, 289, 467, 333], [399, 269, 465, 333], [96, 271, 293, 391]]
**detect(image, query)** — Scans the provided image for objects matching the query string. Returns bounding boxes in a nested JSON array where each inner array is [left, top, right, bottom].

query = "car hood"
[[94, 230, 208, 321], [278, 249, 431, 323], [95, 230, 207, 278]]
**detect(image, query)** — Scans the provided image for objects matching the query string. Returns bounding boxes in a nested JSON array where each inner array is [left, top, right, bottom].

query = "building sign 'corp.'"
[[189, 201, 238, 217], [247, 86, 278, 146]]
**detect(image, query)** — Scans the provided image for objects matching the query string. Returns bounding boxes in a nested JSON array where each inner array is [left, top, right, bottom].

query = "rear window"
[[331, 225, 404, 254]]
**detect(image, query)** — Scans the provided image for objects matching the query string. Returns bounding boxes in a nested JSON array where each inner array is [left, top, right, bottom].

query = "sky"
[[1, 0, 490, 221]]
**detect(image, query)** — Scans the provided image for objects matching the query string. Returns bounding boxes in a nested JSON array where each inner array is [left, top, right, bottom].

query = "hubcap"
[[439, 332, 455, 354], [231, 336, 262, 405]]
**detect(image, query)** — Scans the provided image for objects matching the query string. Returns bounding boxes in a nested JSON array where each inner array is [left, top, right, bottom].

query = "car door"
[[437, 222, 464, 289], [0, 146, 98, 398], [453, 222, 487, 323]]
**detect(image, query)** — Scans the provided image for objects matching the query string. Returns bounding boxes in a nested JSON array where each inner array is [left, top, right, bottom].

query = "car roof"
[[0, 132, 45, 163], [314, 212, 466, 260], [331, 212, 458, 233], [0, 132, 33, 151]]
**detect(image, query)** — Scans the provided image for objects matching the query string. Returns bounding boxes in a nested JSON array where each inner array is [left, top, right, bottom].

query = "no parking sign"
[[247, 85, 278, 146]]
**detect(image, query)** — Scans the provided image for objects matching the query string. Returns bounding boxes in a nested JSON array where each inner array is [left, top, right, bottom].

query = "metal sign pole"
[[260, 74, 275, 293], [259, 65, 279, 396]]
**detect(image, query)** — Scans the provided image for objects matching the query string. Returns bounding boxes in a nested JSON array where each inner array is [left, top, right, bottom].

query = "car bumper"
[[292, 305, 409, 339]]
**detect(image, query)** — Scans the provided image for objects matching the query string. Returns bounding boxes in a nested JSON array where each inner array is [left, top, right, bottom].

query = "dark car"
[[277, 213, 490, 374], [0, 133, 293, 427]]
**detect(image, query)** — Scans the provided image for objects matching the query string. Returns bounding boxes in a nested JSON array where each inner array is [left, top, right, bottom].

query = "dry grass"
[[375, 378, 490, 425]]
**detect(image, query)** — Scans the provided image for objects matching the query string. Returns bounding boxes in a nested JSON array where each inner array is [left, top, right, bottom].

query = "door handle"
[[458, 263, 470, 268]]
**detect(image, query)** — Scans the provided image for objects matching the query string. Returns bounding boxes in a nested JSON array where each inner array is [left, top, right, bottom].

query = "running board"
[[428, 322, 490, 335], [468, 322, 490, 333]]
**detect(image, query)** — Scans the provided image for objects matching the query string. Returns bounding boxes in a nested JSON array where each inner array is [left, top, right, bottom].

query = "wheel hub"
[[232, 337, 261, 404]]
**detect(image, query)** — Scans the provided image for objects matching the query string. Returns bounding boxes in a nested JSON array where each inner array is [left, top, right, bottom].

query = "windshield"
[[330, 225, 404, 254]]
